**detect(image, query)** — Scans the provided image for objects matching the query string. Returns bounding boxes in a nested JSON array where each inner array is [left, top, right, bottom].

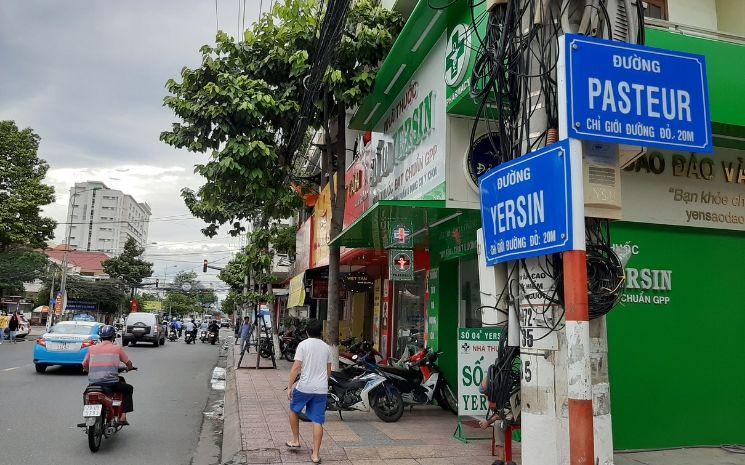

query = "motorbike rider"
[[184, 319, 197, 341], [82, 325, 135, 424], [208, 319, 220, 337], [175, 318, 184, 337]]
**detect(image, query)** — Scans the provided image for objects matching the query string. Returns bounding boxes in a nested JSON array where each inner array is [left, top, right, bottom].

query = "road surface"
[[0, 332, 221, 465]]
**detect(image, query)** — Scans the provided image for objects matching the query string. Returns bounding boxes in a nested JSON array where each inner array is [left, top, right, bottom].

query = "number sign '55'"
[[565, 33, 712, 153]]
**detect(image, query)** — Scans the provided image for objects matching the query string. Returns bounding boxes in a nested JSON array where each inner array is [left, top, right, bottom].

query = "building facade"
[[65, 181, 151, 256], [293, 0, 745, 454]]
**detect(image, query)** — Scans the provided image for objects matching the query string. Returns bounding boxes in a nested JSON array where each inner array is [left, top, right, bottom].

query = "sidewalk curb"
[[221, 341, 242, 463]]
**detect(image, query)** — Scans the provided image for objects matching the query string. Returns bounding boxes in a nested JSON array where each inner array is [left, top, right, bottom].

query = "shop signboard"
[[370, 36, 447, 203], [342, 271, 374, 292], [295, 218, 312, 273], [457, 327, 501, 417], [386, 220, 413, 249], [372, 279, 381, 350], [620, 148, 745, 232], [311, 182, 332, 268], [565, 34, 712, 153], [310, 280, 347, 301], [480, 139, 576, 265], [141, 301, 162, 312], [389, 249, 414, 282], [344, 152, 370, 229]]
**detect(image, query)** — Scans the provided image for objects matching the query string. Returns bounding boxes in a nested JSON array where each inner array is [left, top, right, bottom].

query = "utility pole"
[[58, 185, 100, 323], [46, 264, 57, 332]]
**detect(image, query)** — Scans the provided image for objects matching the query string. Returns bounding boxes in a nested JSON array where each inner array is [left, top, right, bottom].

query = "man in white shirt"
[[286, 319, 331, 464]]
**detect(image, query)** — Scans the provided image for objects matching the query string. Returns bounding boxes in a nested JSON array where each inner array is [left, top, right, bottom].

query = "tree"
[[0, 121, 56, 252], [162, 0, 402, 357], [0, 249, 49, 297], [163, 271, 216, 316], [36, 276, 127, 315], [102, 237, 154, 294]]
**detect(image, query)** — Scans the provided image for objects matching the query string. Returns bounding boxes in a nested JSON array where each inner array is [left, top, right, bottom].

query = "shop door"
[[459, 257, 482, 328], [392, 271, 427, 358]]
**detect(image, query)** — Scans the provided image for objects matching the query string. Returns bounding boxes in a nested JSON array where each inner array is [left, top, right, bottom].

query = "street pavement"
[[0, 331, 221, 465]]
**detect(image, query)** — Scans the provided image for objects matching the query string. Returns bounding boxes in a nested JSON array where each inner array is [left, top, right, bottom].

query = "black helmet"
[[99, 325, 116, 341]]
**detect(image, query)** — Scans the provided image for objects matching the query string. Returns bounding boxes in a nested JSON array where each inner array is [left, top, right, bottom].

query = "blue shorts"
[[290, 389, 327, 424]]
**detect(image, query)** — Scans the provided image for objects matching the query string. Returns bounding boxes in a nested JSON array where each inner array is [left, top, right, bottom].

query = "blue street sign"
[[480, 140, 574, 265], [565, 34, 712, 153]]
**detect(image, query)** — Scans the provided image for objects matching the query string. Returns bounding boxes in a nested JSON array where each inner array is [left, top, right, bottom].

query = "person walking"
[[8, 312, 20, 343], [285, 319, 331, 464], [239, 316, 252, 353], [0, 314, 6, 345]]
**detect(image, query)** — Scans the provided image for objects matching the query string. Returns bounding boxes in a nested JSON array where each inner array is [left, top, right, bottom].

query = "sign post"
[[565, 33, 712, 153], [479, 139, 581, 265], [454, 327, 502, 443]]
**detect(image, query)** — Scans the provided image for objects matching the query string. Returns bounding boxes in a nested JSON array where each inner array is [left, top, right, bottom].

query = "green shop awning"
[[330, 200, 481, 249]]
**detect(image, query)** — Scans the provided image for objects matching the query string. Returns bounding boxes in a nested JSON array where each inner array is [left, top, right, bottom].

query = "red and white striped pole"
[[564, 249, 594, 465]]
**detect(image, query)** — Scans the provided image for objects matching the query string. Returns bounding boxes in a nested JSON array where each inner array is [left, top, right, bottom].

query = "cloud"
[[0, 0, 270, 297]]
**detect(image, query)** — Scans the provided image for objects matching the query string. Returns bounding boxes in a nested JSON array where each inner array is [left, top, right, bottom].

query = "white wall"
[[668, 0, 718, 30], [716, 0, 745, 36]]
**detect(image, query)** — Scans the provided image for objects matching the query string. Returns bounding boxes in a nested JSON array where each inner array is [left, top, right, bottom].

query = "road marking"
[[2, 366, 19, 372]]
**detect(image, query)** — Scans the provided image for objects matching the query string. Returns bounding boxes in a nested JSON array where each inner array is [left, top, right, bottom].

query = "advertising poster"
[[457, 327, 502, 418]]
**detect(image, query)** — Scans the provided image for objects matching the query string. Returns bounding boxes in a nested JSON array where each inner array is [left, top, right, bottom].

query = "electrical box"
[[582, 141, 622, 219]]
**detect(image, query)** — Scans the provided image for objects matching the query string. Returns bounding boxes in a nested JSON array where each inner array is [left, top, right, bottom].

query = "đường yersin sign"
[[565, 33, 712, 153], [479, 140, 576, 266]]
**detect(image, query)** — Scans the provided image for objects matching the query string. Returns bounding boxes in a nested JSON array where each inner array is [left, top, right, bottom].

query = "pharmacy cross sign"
[[388, 222, 413, 248], [445, 24, 471, 87], [389, 249, 414, 282]]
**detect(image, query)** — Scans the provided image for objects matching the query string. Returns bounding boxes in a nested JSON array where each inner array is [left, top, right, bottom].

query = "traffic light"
[[203, 259, 208, 273], [155, 278, 159, 288]]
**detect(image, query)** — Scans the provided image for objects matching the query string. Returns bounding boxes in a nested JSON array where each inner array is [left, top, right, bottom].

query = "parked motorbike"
[[78, 366, 137, 452], [327, 354, 404, 422], [339, 337, 382, 369], [208, 330, 218, 345], [258, 336, 275, 359], [280, 329, 305, 362], [381, 347, 457, 413]]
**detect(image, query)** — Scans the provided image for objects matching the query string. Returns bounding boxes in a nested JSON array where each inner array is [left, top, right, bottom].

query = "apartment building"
[[65, 181, 151, 256]]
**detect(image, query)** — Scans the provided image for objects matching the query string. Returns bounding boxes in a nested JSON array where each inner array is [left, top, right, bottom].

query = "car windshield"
[[50, 323, 94, 335], [127, 314, 155, 325]]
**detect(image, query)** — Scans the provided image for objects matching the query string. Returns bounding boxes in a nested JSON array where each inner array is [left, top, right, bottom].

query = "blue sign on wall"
[[566, 34, 712, 153], [480, 139, 574, 265]]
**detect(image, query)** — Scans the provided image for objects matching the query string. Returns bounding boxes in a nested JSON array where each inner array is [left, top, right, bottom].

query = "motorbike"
[[339, 337, 382, 370], [327, 353, 404, 423], [168, 329, 178, 342], [78, 366, 137, 452], [208, 330, 218, 345], [381, 348, 457, 413], [258, 336, 275, 359], [199, 330, 208, 343], [280, 329, 305, 362], [184, 330, 196, 344]]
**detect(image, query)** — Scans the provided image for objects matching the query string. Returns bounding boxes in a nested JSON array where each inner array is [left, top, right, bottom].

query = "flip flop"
[[311, 456, 322, 464], [285, 441, 301, 449]]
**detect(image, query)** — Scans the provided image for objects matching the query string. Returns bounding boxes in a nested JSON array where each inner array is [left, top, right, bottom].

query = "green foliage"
[[36, 276, 127, 314], [161, 0, 402, 236], [102, 237, 154, 290], [218, 224, 295, 305], [0, 121, 56, 252], [221, 291, 238, 315], [163, 271, 217, 316], [0, 249, 49, 297]]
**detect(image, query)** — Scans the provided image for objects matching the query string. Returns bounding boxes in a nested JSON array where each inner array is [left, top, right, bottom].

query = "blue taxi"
[[33, 321, 103, 373]]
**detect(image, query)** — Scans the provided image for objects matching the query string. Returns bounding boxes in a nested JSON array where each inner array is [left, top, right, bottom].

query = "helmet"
[[99, 325, 116, 341]]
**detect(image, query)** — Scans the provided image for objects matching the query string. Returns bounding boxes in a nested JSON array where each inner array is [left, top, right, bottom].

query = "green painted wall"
[[608, 222, 745, 450], [647, 29, 745, 136], [436, 259, 460, 389]]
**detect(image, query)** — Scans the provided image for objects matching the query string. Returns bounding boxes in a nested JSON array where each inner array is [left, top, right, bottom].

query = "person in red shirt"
[[83, 325, 135, 424]]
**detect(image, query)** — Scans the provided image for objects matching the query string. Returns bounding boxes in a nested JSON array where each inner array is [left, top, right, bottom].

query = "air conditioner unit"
[[583, 141, 622, 219]]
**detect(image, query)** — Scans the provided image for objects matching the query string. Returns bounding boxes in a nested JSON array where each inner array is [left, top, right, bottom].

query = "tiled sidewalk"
[[230, 355, 505, 465]]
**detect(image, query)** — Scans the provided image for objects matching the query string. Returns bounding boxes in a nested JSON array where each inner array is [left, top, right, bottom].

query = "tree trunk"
[[326, 102, 347, 367]]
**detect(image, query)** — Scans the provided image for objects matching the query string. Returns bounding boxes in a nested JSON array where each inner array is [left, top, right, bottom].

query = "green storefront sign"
[[608, 221, 745, 450]]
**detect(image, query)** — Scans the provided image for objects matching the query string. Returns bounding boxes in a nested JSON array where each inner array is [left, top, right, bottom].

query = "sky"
[[0, 0, 270, 296]]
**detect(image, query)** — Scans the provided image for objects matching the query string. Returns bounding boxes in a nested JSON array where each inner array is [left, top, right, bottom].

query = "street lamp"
[[54, 186, 101, 326]]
